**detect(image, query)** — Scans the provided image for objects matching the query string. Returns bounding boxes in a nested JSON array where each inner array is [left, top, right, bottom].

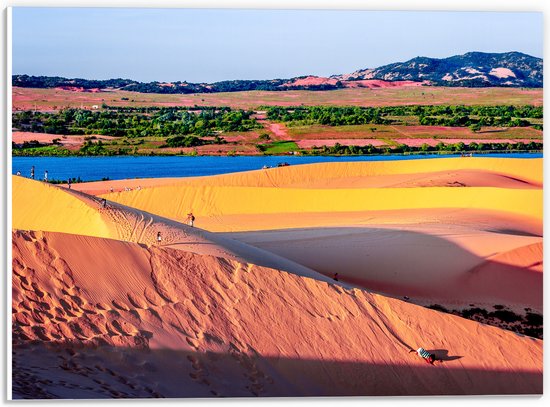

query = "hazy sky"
[[12, 8, 543, 83]]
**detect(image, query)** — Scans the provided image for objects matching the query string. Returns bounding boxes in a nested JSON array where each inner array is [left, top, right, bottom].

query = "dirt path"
[[252, 111, 291, 140]]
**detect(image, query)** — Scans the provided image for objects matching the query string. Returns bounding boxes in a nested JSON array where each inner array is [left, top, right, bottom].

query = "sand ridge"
[[12, 230, 542, 397], [12, 175, 333, 284]]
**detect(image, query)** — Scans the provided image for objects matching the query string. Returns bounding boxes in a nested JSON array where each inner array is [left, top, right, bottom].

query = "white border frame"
[[2, 2, 547, 406]]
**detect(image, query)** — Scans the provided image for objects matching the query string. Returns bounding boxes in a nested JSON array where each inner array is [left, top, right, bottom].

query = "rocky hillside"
[[335, 52, 542, 87]]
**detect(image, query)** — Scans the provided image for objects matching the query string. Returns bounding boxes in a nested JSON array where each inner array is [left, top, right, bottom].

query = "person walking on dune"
[[156, 231, 162, 245], [67, 178, 71, 189], [410, 347, 438, 365], [187, 212, 195, 227], [44, 170, 48, 183], [30, 166, 35, 180]]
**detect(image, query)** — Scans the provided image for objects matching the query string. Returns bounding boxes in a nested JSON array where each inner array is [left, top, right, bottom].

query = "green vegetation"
[[256, 141, 299, 154], [12, 105, 261, 138], [12, 103, 542, 156], [304, 141, 542, 156], [427, 304, 542, 339], [264, 105, 543, 129]]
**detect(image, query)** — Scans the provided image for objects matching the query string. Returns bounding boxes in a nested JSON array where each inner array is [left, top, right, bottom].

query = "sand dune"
[[12, 230, 542, 397], [11, 157, 543, 398], [229, 221, 542, 312], [71, 157, 542, 195], [12, 176, 332, 284], [83, 160, 542, 235]]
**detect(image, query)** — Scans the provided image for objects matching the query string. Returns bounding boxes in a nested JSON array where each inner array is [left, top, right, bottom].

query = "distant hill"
[[12, 52, 542, 93], [333, 52, 542, 88]]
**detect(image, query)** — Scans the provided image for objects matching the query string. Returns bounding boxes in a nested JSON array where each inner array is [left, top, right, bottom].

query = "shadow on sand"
[[12, 342, 541, 399]]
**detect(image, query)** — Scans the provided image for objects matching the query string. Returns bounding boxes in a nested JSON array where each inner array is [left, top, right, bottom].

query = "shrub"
[[524, 313, 543, 326], [461, 307, 488, 318], [427, 304, 448, 313], [489, 310, 522, 323]]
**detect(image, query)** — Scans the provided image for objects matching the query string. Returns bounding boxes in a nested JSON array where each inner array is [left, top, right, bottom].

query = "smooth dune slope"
[[93, 159, 542, 233], [104, 185, 541, 225], [230, 224, 542, 311], [12, 230, 542, 398], [72, 157, 542, 193], [12, 176, 111, 238], [11, 176, 332, 284]]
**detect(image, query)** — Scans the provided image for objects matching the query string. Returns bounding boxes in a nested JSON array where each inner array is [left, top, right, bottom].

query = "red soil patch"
[[12, 87, 543, 111], [281, 76, 340, 87], [12, 131, 115, 147], [55, 86, 101, 93], [281, 77, 429, 89]]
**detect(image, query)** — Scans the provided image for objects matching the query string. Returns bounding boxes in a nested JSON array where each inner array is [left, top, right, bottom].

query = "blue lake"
[[12, 153, 542, 182]]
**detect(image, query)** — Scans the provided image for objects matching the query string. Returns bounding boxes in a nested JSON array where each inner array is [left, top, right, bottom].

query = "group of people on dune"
[[155, 212, 195, 245]]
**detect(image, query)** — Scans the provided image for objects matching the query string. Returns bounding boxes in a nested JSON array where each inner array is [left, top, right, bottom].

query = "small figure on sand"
[[101, 198, 107, 209], [44, 170, 48, 182], [333, 273, 339, 281], [30, 166, 35, 179], [16, 171, 21, 176], [409, 347, 438, 365], [67, 178, 71, 189], [187, 212, 195, 227], [157, 231, 162, 245], [110, 187, 114, 193]]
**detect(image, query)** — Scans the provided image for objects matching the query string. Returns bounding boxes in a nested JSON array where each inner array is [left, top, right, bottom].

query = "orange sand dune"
[[12, 230, 542, 398], [228, 221, 542, 312], [11, 176, 331, 284], [68, 159, 542, 316]]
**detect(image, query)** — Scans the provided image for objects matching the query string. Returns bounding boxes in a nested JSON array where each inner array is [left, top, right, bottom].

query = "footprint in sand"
[[127, 293, 148, 309], [14, 312, 32, 326], [186, 337, 200, 349], [111, 320, 139, 336], [112, 299, 131, 312], [95, 302, 110, 311], [144, 288, 165, 307]]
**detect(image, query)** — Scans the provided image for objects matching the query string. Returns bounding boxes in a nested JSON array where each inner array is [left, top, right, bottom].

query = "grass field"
[[287, 124, 543, 141], [12, 86, 543, 111], [258, 141, 299, 154]]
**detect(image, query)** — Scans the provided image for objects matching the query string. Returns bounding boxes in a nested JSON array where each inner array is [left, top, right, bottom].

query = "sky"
[[11, 8, 543, 83]]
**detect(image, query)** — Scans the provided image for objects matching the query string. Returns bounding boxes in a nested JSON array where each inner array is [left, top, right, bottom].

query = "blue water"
[[11, 153, 542, 182]]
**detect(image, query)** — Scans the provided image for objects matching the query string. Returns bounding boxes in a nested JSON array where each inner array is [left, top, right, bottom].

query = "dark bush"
[[524, 313, 543, 326], [461, 307, 488, 318], [427, 304, 448, 313], [489, 310, 522, 323]]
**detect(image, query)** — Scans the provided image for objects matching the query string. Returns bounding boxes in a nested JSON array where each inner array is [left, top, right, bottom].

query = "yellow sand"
[[98, 158, 542, 233], [12, 176, 111, 238]]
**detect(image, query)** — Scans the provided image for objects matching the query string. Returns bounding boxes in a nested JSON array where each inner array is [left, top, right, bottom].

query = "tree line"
[[264, 105, 542, 128], [304, 141, 543, 156], [12, 106, 261, 138], [12, 75, 344, 94]]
